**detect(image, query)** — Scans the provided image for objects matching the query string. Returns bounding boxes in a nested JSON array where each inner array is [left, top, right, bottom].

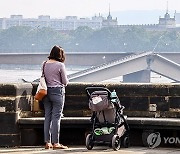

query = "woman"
[[42, 45, 69, 149]]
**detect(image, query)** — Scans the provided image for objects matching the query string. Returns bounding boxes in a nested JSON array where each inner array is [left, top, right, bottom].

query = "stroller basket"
[[89, 90, 114, 112]]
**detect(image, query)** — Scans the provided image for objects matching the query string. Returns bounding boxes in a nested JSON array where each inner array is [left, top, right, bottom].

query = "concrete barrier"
[[0, 82, 180, 147]]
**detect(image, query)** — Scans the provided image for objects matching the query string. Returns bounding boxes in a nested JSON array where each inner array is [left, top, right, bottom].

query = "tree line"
[[0, 26, 180, 53]]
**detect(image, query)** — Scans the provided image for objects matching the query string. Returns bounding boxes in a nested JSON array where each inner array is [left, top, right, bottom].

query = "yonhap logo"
[[147, 132, 180, 148], [147, 132, 161, 148]]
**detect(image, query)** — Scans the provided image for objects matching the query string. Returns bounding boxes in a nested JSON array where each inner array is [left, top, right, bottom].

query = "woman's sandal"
[[53, 143, 68, 150], [45, 143, 53, 149]]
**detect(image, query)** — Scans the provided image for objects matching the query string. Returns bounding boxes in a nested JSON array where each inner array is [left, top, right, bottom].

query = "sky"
[[1, 0, 180, 24]]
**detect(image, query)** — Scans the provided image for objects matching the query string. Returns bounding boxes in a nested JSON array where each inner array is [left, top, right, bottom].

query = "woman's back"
[[44, 61, 68, 88]]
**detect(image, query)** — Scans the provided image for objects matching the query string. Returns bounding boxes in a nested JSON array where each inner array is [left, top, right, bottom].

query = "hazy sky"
[[1, 0, 180, 19]]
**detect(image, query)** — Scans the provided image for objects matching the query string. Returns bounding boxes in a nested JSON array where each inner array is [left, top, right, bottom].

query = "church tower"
[[158, 1, 176, 28], [102, 4, 118, 27]]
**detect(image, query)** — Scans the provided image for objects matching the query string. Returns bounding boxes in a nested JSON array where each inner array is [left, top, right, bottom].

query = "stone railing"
[[0, 83, 32, 146], [0, 82, 180, 146]]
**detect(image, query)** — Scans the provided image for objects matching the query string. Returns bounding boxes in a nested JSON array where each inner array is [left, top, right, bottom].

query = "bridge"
[[0, 52, 180, 66], [68, 51, 180, 83], [0, 52, 179, 83]]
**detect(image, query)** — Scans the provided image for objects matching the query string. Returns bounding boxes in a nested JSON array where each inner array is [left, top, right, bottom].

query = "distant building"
[[0, 12, 118, 31], [158, 6, 176, 28], [102, 5, 118, 27], [174, 11, 180, 27], [0, 4, 119, 31], [117, 8, 177, 31], [116, 2, 178, 31], [1, 5, 180, 31]]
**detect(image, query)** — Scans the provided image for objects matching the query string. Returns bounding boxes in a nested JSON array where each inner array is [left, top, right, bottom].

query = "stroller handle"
[[85, 86, 111, 98]]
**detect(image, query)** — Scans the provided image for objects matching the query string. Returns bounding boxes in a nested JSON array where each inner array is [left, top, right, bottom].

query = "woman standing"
[[42, 45, 69, 149]]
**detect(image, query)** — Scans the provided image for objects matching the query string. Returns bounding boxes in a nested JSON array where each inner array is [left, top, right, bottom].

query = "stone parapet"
[[63, 83, 180, 118], [0, 83, 32, 146], [0, 82, 180, 147], [29, 82, 180, 117]]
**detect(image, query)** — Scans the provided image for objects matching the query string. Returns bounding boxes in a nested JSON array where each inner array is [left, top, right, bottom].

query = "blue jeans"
[[43, 87, 65, 143]]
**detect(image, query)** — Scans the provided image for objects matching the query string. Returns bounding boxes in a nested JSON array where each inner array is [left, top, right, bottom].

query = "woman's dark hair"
[[48, 45, 65, 62]]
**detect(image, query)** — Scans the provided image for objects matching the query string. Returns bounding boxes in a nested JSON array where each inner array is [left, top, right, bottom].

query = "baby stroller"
[[85, 87, 129, 151]]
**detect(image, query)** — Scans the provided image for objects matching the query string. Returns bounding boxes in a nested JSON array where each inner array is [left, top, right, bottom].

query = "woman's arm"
[[60, 63, 69, 86]]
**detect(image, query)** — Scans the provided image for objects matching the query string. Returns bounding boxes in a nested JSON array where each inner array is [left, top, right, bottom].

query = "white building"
[[0, 14, 117, 30], [158, 11, 176, 28], [174, 12, 180, 27]]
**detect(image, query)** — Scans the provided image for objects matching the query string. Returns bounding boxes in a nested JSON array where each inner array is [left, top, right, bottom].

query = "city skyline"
[[1, 0, 180, 24]]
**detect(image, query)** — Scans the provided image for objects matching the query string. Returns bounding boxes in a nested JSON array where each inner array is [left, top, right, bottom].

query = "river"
[[0, 64, 173, 83]]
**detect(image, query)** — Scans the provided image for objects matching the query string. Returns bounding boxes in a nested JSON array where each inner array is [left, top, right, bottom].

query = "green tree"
[[87, 27, 124, 52], [69, 26, 94, 52], [122, 26, 150, 52], [0, 26, 32, 52], [1, 25, 180, 53]]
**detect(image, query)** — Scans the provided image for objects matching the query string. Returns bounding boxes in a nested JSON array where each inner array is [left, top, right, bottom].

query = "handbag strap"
[[42, 61, 47, 77]]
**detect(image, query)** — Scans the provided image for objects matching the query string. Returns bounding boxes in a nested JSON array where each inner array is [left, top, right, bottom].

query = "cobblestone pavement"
[[0, 146, 180, 154]]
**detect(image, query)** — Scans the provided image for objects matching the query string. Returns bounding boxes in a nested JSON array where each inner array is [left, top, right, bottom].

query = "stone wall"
[[0, 82, 180, 146], [31, 82, 180, 118], [0, 83, 32, 146]]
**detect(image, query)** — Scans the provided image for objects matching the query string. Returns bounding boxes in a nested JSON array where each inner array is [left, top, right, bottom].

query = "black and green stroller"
[[85, 87, 129, 151]]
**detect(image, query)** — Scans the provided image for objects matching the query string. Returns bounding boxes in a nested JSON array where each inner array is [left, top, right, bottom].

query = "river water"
[[0, 65, 77, 83], [0, 64, 173, 83]]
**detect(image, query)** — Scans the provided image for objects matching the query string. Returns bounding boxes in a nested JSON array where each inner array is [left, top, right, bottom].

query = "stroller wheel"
[[85, 134, 94, 150], [112, 135, 121, 151], [123, 136, 130, 148]]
